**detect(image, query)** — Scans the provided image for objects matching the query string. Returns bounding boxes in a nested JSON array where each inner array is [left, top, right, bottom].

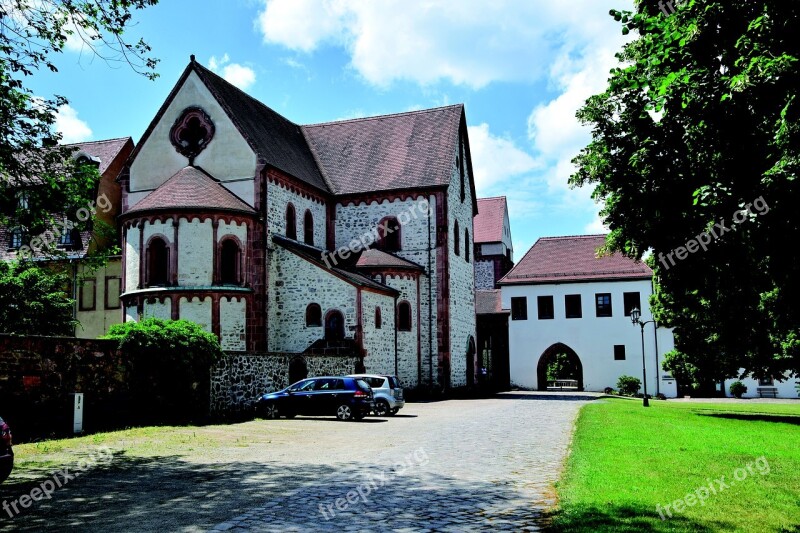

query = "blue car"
[[256, 377, 374, 421]]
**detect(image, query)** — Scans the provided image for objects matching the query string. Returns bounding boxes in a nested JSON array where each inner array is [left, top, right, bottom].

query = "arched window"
[[454, 220, 460, 256], [397, 301, 412, 332], [375, 307, 382, 329], [286, 203, 297, 240], [147, 237, 170, 287], [377, 216, 401, 252], [306, 303, 322, 327], [464, 228, 470, 263], [304, 210, 314, 246], [325, 310, 345, 340], [8, 228, 23, 249], [220, 239, 240, 285]]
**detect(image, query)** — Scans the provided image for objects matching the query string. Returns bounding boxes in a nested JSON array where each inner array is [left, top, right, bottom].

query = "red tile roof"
[[475, 289, 508, 315], [126, 166, 255, 215], [355, 249, 424, 270], [474, 197, 507, 243], [499, 235, 652, 285], [67, 137, 132, 176], [302, 105, 463, 196]]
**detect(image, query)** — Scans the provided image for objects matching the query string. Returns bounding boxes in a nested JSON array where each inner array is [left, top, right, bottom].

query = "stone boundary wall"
[[210, 353, 361, 413]]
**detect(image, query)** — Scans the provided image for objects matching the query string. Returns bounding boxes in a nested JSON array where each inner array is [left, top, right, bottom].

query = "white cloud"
[[208, 54, 257, 90], [55, 104, 92, 143], [256, 0, 629, 88], [467, 123, 537, 196]]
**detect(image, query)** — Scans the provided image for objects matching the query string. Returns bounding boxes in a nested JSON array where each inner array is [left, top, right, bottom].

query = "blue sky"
[[28, 0, 632, 257]]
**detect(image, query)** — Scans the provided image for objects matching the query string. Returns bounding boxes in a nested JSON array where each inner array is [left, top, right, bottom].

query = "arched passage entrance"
[[536, 343, 583, 391]]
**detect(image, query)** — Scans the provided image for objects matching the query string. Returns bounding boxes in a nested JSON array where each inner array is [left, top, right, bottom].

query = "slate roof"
[[475, 289, 508, 315], [125, 166, 255, 215], [302, 106, 463, 196], [499, 235, 653, 285], [355, 249, 424, 271], [272, 234, 399, 295], [474, 196, 507, 244]]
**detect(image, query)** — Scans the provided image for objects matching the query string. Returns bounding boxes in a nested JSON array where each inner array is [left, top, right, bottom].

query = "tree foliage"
[[571, 1, 800, 392], [0, 0, 158, 249], [0, 260, 76, 335], [103, 319, 223, 421]]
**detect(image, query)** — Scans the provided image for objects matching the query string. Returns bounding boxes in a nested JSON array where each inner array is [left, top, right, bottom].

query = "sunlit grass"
[[548, 398, 800, 532]]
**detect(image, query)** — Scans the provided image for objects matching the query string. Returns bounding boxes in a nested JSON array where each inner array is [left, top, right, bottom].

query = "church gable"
[[128, 69, 257, 206]]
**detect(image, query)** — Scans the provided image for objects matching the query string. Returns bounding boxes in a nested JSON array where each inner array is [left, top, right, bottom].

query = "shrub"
[[616, 375, 642, 396], [729, 381, 748, 399], [603, 387, 614, 395], [103, 319, 223, 422]]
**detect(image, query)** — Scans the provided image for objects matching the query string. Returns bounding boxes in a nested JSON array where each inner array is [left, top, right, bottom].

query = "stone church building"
[[119, 58, 478, 390]]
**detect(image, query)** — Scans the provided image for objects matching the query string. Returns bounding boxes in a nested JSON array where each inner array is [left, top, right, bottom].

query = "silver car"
[[348, 374, 404, 416]]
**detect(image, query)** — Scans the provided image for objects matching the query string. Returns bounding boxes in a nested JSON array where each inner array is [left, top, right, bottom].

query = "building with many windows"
[[499, 235, 678, 397]]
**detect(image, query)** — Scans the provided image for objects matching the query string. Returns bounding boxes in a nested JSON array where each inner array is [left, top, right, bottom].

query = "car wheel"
[[336, 404, 354, 421], [374, 399, 390, 417], [388, 407, 400, 416], [262, 403, 280, 419]]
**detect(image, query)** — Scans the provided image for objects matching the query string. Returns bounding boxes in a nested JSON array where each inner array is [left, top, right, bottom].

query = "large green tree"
[[0, 261, 77, 335], [571, 1, 800, 392], [0, 0, 158, 247]]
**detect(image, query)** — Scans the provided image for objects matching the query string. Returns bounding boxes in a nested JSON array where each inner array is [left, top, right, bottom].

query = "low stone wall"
[[210, 353, 361, 414]]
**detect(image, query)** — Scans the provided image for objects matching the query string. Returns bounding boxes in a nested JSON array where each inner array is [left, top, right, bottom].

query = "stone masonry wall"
[[266, 179, 326, 247], [360, 289, 396, 378], [210, 353, 361, 413], [335, 195, 438, 386], [448, 140, 477, 388], [268, 245, 357, 352], [475, 260, 495, 290]]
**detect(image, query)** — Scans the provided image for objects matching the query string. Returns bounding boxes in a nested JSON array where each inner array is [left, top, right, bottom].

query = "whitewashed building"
[[723, 373, 799, 399], [499, 235, 678, 397], [118, 57, 477, 390]]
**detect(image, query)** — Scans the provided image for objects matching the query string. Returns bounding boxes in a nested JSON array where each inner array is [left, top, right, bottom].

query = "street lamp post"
[[630, 307, 655, 407]]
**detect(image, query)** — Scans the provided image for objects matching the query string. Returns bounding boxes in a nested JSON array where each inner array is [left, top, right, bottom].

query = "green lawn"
[[548, 398, 800, 533]]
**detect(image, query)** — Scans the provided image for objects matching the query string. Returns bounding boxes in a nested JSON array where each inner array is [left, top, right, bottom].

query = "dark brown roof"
[[129, 60, 329, 193], [355, 249, 424, 270], [272, 235, 398, 295], [474, 196, 507, 244], [499, 235, 653, 285], [126, 166, 255, 215], [68, 137, 133, 176], [302, 105, 463, 195], [476, 290, 508, 315]]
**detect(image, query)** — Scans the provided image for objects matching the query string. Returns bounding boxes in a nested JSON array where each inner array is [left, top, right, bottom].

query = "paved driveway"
[[1, 392, 592, 532], [212, 392, 591, 532]]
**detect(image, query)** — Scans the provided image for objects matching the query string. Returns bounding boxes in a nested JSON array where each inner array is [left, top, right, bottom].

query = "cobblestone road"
[[211, 392, 593, 532]]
